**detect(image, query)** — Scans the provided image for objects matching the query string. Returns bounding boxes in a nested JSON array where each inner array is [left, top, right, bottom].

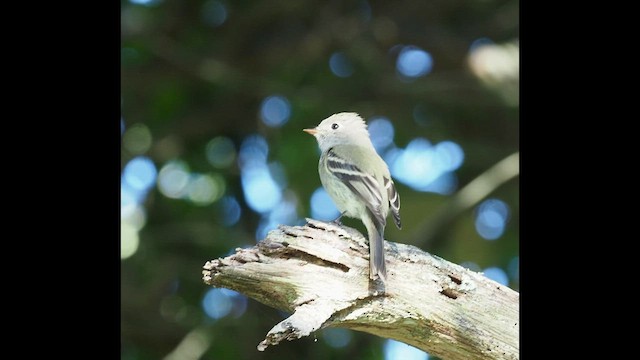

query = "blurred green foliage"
[[121, 0, 518, 359]]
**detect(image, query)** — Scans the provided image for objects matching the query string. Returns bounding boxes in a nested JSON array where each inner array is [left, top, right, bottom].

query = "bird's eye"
[[331, 123, 339, 130]]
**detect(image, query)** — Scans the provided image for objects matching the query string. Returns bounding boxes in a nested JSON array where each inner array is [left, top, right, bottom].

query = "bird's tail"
[[364, 215, 386, 282]]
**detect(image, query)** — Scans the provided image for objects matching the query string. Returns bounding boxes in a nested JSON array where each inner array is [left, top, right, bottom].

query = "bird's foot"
[[331, 211, 347, 226]]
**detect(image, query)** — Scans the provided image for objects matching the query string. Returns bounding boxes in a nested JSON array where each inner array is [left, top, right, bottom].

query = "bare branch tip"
[[202, 260, 217, 270]]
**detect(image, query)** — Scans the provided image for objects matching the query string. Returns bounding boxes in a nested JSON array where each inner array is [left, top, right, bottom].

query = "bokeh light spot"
[[221, 196, 241, 226], [389, 137, 463, 194], [260, 95, 291, 127], [187, 174, 225, 206], [368, 117, 394, 152], [206, 136, 236, 169], [268, 196, 299, 224], [427, 173, 457, 194], [255, 219, 277, 241], [121, 222, 139, 260], [223, 288, 248, 318], [202, 288, 232, 319], [238, 134, 269, 169], [123, 123, 153, 155], [468, 41, 519, 82], [129, 0, 161, 6], [396, 46, 433, 78], [202, 288, 247, 320], [123, 156, 157, 192], [311, 187, 341, 220], [467, 40, 519, 106], [121, 204, 147, 231], [434, 141, 464, 171], [322, 328, 352, 348], [475, 199, 509, 240], [241, 165, 282, 213], [121, 185, 139, 216], [256, 196, 299, 240], [158, 160, 190, 199], [202, 0, 227, 27], [390, 137, 433, 189], [384, 339, 429, 360], [329, 52, 354, 78], [483, 266, 509, 286]]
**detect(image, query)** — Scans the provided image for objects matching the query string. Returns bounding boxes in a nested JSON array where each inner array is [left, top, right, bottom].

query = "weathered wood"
[[202, 219, 519, 360]]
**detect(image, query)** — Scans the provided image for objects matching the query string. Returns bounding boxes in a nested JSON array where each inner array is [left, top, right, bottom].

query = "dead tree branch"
[[202, 219, 519, 360]]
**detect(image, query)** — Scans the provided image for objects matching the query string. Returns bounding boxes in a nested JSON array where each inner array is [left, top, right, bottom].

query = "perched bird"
[[303, 112, 401, 282]]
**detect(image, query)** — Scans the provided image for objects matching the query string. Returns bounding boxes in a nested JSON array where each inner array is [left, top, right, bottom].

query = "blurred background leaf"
[[121, 0, 518, 359]]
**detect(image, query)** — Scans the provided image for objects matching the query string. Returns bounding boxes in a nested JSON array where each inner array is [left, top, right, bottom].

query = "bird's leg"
[[331, 211, 347, 226]]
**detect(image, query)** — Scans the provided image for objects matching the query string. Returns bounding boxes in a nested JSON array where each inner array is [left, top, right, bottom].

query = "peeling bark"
[[202, 219, 519, 360]]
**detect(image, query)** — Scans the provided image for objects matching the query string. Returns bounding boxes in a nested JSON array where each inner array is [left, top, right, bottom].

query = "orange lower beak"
[[303, 128, 318, 135]]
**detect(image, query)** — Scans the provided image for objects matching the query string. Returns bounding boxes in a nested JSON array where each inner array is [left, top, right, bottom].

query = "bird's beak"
[[303, 128, 318, 135]]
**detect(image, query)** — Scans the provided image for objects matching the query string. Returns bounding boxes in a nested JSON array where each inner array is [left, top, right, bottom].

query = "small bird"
[[304, 112, 401, 282]]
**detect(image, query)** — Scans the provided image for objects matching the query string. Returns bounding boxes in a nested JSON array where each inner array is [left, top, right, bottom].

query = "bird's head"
[[303, 112, 373, 152]]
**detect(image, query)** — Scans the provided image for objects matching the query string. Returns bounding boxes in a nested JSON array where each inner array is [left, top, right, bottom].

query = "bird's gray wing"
[[384, 176, 401, 229], [326, 148, 386, 227]]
